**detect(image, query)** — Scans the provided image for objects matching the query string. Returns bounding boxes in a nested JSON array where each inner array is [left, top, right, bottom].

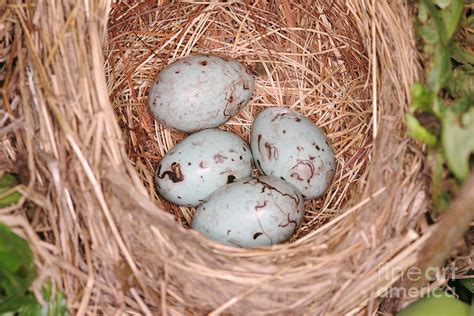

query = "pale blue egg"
[[148, 55, 255, 132], [155, 129, 252, 206], [250, 107, 335, 199], [192, 176, 304, 247]]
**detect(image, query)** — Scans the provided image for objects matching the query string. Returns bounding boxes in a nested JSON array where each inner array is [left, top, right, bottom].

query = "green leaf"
[[410, 82, 435, 112], [427, 45, 451, 93], [0, 224, 36, 297], [430, 151, 449, 213], [433, 0, 451, 9], [442, 107, 474, 181], [397, 290, 470, 316], [0, 174, 17, 189], [439, 0, 464, 41], [0, 174, 22, 208], [0, 294, 38, 314], [459, 277, 474, 294], [39, 282, 68, 316], [0, 191, 22, 208], [452, 45, 474, 65], [406, 113, 438, 147], [447, 66, 474, 102]]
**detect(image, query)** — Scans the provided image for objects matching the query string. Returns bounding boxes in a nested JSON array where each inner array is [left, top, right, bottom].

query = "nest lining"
[[106, 1, 373, 239]]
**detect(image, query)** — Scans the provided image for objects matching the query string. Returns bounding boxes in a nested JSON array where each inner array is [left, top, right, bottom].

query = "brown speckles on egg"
[[220, 167, 234, 175], [290, 160, 315, 184], [312, 142, 321, 151], [200, 60, 208, 66], [213, 154, 228, 164], [156, 162, 184, 183], [242, 79, 249, 90], [264, 142, 279, 160], [227, 175, 236, 184], [253, 232, 263, 240]]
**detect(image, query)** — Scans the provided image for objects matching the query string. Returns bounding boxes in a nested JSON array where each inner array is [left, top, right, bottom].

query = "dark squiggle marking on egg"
[[257, 134, 262, 152], [290, 159, 315, 184], [156, 162, 184, 183], [220, 167, 233, 175], [253, 232, 263, 240], [214, 154, 228, 164], [200, 60, 208, 66], [227, 230, 232, 235], [227, 240, 243, 248], [309, 156, 315, 160], [295, 117, 302, 122], [297, 146, 304, 152], [226, 94, 234, 103], [264, 142, 279, 160], [242, 146, 247, 152], [255, 160, 266, 175], [254, 212, 273, 245], [223, 99, 233, 117], [278, 213, 298, 228], [242, 78, 249, 90], [244, 178, 300, 206], [227, 175, 236, 184], [312, 142, 321, 151], [236, 100, 245, 110], [271, 112, 287, 122], [255, 200, 267, 211], [199, 161, 208, 169]]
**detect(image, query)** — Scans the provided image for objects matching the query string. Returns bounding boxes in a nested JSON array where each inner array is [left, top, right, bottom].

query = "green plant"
[[0, 173, 67, 315], [406, 0, 474, 213]]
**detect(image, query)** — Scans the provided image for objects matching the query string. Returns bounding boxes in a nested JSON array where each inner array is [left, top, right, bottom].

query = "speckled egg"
[[192, 176, 304, 247], [148, 54, 255, 132], [155, 129, 252, 206], [250, 107, 335, 199]]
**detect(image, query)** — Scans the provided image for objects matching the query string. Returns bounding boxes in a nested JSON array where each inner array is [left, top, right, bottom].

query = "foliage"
[[407, 0, 474, 212], [0, 173, 68, 315]]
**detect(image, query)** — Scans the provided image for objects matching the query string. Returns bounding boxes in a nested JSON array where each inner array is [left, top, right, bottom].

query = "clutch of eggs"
[[148, 53, 336, 247]]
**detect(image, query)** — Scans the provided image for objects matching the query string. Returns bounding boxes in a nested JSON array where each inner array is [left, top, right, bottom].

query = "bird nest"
[[1, 0, 432, 314]]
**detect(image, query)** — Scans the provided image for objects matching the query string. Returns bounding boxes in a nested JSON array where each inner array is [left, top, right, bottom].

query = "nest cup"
[[2, 0, 429, 314]]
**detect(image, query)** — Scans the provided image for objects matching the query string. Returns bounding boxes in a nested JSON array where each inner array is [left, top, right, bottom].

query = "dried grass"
[[0, 0, 442, 314], [105, 1, 371, 236]]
